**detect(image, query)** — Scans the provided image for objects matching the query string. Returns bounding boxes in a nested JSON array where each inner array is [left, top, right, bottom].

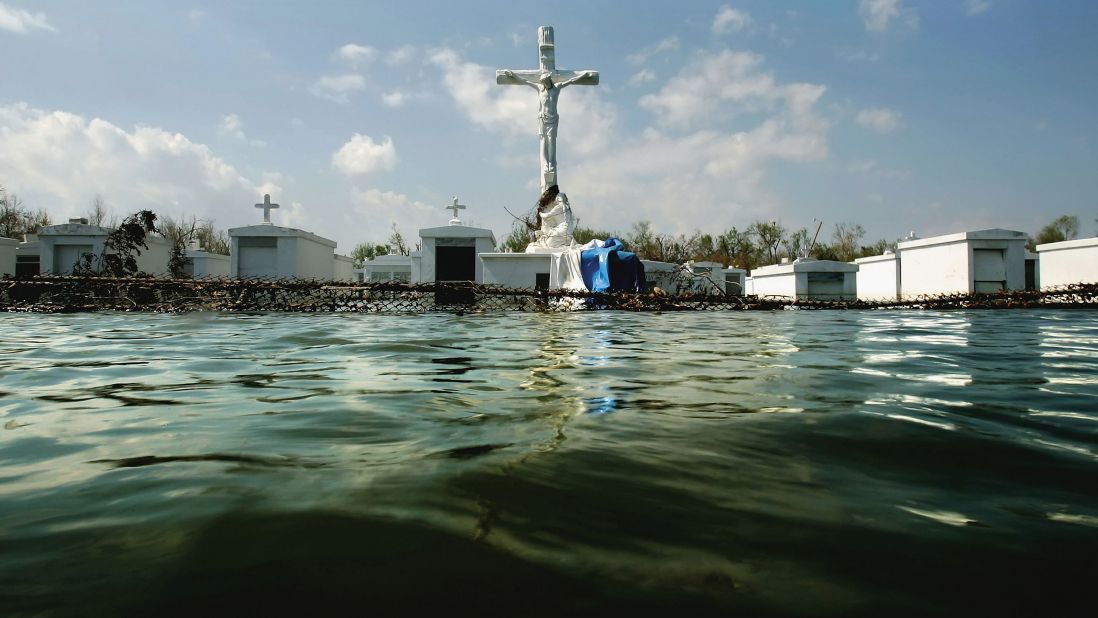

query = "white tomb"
[[37, 219, 173, 275], [14, 234, 41, 276], [854, 252, 900, 301], [229, 224, 339, 279], [0, 237, 17, 277], [182, 240, 230, 278], [363, 254, 413, 283], [228, 195, 342, 280], [1024, 251, 1040, 290], [897, 229, 1026, 296], [641, 260, 678, 293], [481, 252, 553, 289], [749, 259, 859, 300], [723, 268, 748, 296], [413, 197, 496, 284], [688, 261, 724, 293], [1035, 237, 1098, 288], [333, 255, 354, 282]]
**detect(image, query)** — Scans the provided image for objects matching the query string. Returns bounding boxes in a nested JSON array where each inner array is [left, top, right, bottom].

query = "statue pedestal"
[[480, 250, 586, 290]]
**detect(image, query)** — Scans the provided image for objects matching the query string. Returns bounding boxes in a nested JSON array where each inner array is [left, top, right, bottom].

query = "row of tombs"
[[1, 216, 1096, 300]]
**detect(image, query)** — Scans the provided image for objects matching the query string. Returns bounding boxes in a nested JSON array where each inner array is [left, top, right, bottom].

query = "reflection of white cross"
[[446, 196, 466, 225], [255, 193, 280, 224]]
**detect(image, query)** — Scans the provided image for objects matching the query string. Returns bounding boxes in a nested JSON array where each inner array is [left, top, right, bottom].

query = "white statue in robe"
[[526, 191, 576, 252]]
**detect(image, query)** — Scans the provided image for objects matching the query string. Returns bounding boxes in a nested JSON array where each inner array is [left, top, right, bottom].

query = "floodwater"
[[1, 310, 1096, 616]]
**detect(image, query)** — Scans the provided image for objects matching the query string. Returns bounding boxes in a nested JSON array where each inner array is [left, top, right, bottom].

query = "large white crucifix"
[[496, 26, 599, 192], [255, 193, 279, 224]]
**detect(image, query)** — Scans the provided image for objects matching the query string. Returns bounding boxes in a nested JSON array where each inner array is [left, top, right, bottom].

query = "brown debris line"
[[1, 275, 1097, 313]]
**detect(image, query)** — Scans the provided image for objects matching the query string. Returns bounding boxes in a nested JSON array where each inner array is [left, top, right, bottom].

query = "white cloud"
[[334, 43, 377, 67], [332, 134, 398, 175], [567, 51, 829, 232], [309, 74, 366, 104], [386, 45, 416, 65], [629, 69, 657, 87], [349, 187, 439, 236], [626, 36, 679, 65], [428, 47, 617, 156], [837, 49, 881, 62], [859, 0, 918, 32], [218, 113, 265, 147], [186, 9, 206, 22], [638, 50, 827, 131], [0, 102, 271, 225], [381, 91, 406, 108], [218, 114, 245, 140], [0, 3, 56, 33], [856, 107, 903, 134], [965, 0, 991, 16], [712, 5, 752, 34]]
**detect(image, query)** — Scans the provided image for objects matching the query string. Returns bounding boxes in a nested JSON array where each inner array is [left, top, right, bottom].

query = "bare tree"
[[831, 222, 866, 262], [89, 195, 109, 226], [0, 190, 50, 239], [387, 223, 409, 256]]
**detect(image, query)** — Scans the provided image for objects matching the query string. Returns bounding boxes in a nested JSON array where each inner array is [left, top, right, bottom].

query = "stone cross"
[[446, 196, 466, 225], [255, 193, 280, 224], [496, 26, 599, 191]]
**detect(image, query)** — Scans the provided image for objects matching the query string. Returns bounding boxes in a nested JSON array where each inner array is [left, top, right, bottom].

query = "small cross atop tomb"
[[446, 196, 466, 226], [255, 194, 280, 224]]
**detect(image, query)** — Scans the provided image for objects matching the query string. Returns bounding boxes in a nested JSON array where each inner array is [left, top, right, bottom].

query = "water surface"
[[1, 310, 1096, 616]]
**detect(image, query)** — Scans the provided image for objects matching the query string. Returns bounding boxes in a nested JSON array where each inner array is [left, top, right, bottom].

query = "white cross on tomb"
[[255, 194, 280, 224], [446, 196, 466, 225]]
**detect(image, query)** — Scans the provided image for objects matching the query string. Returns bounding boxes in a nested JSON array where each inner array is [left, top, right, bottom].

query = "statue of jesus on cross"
[[497, 26, 599, 192]]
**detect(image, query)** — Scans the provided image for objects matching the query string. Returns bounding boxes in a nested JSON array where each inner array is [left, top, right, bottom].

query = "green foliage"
[[748, 220, 787, 265], [350, 242, 390, 268], [74, 210, 158, 277], [1035, 215, 1079, 246], [498, 221, 532, 253], [573, 226, 617, 245], [831, 222, 866, 262]]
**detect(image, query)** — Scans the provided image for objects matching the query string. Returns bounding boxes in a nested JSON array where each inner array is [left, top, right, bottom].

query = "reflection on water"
[[1, 310, 1097, 616]]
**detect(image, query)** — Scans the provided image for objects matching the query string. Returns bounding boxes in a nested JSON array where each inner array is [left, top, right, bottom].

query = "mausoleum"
[[37, 219, 173, 275], [411, 199, 496, 284], [749, 259, 859, 300], [0, 236, 18, 276], [362, 254, 414, 283], [14, 234, 41, 276], [333, 255, 354, 282], [722, 267, 748, 296], [854, 252, 900, 301], [182, 240, 230, 278], [481, 252, 553, 289], [0, 237, 17, 278], [228, 195, 342, 280], [896, 229, 1027, 296], [1035, 237, 1098, 288]]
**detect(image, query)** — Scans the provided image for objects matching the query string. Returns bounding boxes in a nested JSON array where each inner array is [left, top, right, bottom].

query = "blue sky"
[[1, 0, 1096, 251]]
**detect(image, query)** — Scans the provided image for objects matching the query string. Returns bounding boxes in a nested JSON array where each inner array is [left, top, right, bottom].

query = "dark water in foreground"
[[1, 310, 1096, 616]]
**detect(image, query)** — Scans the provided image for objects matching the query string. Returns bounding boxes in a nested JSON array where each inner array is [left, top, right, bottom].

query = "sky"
[[1, 0, 1096, 252]]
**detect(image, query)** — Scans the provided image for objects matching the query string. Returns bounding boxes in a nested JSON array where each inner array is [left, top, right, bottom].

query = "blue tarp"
[[580, 238, 646, 293]]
